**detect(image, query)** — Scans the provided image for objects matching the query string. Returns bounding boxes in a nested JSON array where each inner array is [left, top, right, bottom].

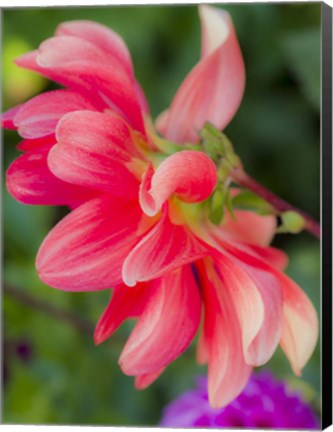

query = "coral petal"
[[236, 261, 283, 366], [6, 146, 96, 207], [122, 211, 207, 287], [279, 277, 319, 375], [14, 90, 98, 139], [49, 110, 140, 198], [209, 239, 284, 366], [94, 282, 152, 345], [196, 327, 209, 365], [36, 197, 142, 291], [16, 48, 145, 134], [119, 266, 201, 375], [36, 35, 144, 132], [222, 210, 277, 247], [2, 105, 23, 129], [17, 136, 57, 152], [244, 244, 289, 271], [56, 20, 133, 75], [210, 218, 288, 271], [216, 255, 265, 365], [198, 260, 252, 408], [37, 35, 109, 68], [158, 5, 245, 143], [219, 243, 318, 375], [135, 368, 166, 390]]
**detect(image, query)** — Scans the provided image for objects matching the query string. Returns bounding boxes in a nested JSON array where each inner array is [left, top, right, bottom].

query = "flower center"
[[131, 118, 244, 231]]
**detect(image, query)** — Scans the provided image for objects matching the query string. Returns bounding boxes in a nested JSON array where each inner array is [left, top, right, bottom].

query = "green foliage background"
[[2, 2, 320, 426]]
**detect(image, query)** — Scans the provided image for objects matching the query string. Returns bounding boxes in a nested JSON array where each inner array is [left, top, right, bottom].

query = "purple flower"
[[160, 371, 319, 429]]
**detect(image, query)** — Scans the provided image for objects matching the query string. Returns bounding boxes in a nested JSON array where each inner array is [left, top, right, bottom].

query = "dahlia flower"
[[3, 5, 318, 408], [160, 371, 320, 429]]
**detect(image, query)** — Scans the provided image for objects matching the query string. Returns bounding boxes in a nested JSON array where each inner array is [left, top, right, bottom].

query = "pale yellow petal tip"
[[208, 387, 231, 410], [198, 4, 230, 57], [199, 4, 229, 19]]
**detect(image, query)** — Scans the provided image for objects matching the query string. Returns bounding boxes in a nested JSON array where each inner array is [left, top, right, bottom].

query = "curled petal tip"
[[121, 274, 137, 288], [139, 151, 217, 216], [139, 163, 159, 217]]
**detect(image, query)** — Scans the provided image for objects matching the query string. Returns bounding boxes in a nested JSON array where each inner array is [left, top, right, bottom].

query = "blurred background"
[[2, 2, 320, 426]]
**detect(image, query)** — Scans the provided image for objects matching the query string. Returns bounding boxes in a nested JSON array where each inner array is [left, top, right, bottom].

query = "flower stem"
[[231, 168, 320, 239]]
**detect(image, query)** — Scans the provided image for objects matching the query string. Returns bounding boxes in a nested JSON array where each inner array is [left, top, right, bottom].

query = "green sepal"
[[208, 187, 235, 225], [232, 190, 275, 215], [225, 189, 235, 220], [209, 188, 225, 225], [200, 122, 242, 169]]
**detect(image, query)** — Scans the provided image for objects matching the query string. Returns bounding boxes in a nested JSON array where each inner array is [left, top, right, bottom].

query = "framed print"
[[2, 1, 332, 429]]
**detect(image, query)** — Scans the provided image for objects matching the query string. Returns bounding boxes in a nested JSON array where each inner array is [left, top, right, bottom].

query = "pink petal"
[[215, 250, 283, 367], [210, 228, 285, 366], [135, 368, 166, 390], [279, 275, 319, 376], [6, 146, 96, 207], [94, 282, 152, 345], [196, 327, 209, 365], [55, 20, 150, 116], [17, 136, 56, 152], [220, 243, 318, 375], [198, 259, 252, 408], [119, 266, 201, 375], [154, 109, 168, 136], [48, 110, 140, 198], [238, 263, 283, 366], [243, 244, 288, 271], [122, 210, 207, 287], [208, 239, 284, 366], [55, 20, 133, 76], [13, 90, 98, 139], [215, 255, 263, 363], [36, 197, 143, 291], [139, 151, 217, 217], [2, 105, 23, 129], [15, 51, 105, 112], [16, 48, 145, 134], [157, 5, 245, 144], [221, 210, 277, 247], [37, 35, 143, 132], [209, 218, 288, 270], [37, 35, 111, 68]]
